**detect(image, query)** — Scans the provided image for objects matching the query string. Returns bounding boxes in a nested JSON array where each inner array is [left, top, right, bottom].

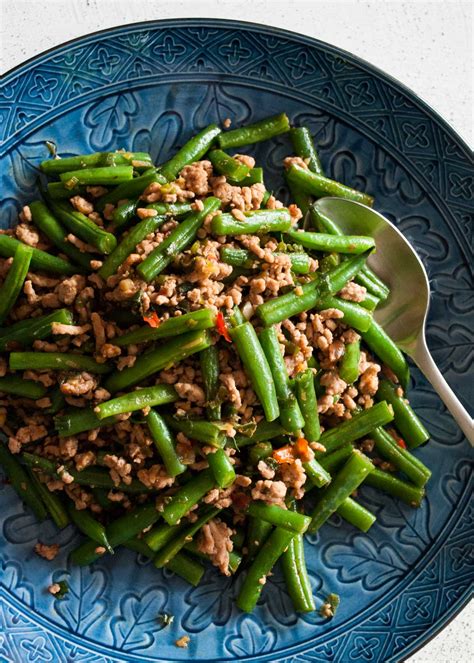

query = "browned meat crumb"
[[70, 196, 94, 215], [48, 583, 61, 595], [34, 543, 60, 560], [175, 635, 190, 648], [197, 518, 234, 576]]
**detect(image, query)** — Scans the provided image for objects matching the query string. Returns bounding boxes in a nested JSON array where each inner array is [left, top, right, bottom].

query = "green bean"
[[54, 407, 116, 437], [228, 167, 264, 186], [290, 126, 323, 174], [95, 169, 164, 212], [69, 503, 160, 565], [256, 251, 370, 327], [287, 164, 374, 207], [184, 539, 242, 574], [0, 243, 32, 325], [98, 215, 166, 279], [316, 296, 373, 333], [237, 526, 296, 612], [114, 198, 192, 230], [163, 415, 226, 448], [230, 322, 280, 422], [246, 517, 272, 560], [336, 497, 376, 532], [29, 201, 93, 270], [319, 401, 394, 455], [285, 230, 375, 254], [248, 502, 311, 534], [339, 339, 361, 384], [309, 451, 374, 532], [304, 458, 331, 488], [112, 199, 139, 228], [95, 384, 177, 420], [207, 449, 236, 488], [105, 329, 211, 393], [200, 345, 221, 420], [154, 507, 219, 568], [295, 368, 321, 442], [46, 182, 86, 199], [146, 201, 194, 216], [27, 469, 70, 528], [9, 352, 110, 374], [364, 468, 424, 506], [0, 376, 46, 400], [289, 183, 312, 217], [66, 503, 113, 553], [41, 151, 152, 175], [123, 539, 205, 586], [376, 380, 429, 449], [159, 124, 221, 181], [220, 247, 311, 274], [137, 197, 221, 281], [281, 500, 315, 613], [92, 487, 113, 510], [0, 443, 47, 520], [248, 441, 273, 465], [230, 305, 245, 327], [161, 470, 216, 526], [0, 309, 73, 352], [361, 320, 410, 389], [113, 309, 215, 347], [318, 443, 353, 473], [43, 387, 65, 414], [46, 199, 117, 254], [219, 113, 290, 149], [208, 149, 251, 181], [0, 235, 77, 276], [358, 291, 380, 311], [259, 326, 305, 432], [60, 166, 134, 189], [211, 209, 292, 236], [144, 521, 186, 552], [371, 427, 431, 487], [234, 420, 285, 448], [146, 410, 186, 478]]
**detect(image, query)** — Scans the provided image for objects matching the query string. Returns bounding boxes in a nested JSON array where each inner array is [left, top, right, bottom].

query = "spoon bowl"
[[314, 197, 473, 445]]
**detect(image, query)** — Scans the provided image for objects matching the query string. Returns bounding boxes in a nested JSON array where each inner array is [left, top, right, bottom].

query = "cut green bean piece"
[[336, 497, 376, 532], [208, 149, 251, 181], [237, 526, 296, 612], [361, 320, 410, 389], [46, 181, 86, 199], [10, 352, 110, 374], [28, 470, 70, 529], [98, 215, 166, 279], [112, 308, 215, 347], [234, 420, 285, 448], [295, 368, 321, 442], [339, 340, 361, 384], [358, 291, 380, 311], [161, 470, 216, 526], [41, 151, 152, 175], [376, 380, 429, 449], [54, 407, 117, 437], [219, 113, 290, 149], [220, 247, 311, 274], [318, 444, 353, 474], [147, 410, 186, 478], [0, 376, 46, 400], [247, 502, 311, 534], [105, 330, 211, 393], [0, 444, 47, 520], [371, 427, 431, 487], [285, 230, 375, 254], [304, 458, 331, 488], [160, 124, 221, 181], [60, 166, 134, 188], [211, 209, 292, 236], [207, 449, 236, 488], [95, 384, 177, 420], [124, 538, 205, 585], [163, 415, 226, 448], [96, 169, 164, 211], [319, 401, 394, 455], [287, 164, 374, 207], [0, 235, 77, 276], [67, 503, 113, 553], [259, 326, 305, 432], [30, 200, 93, 270], [46, 199, 117, 254], [290, 126, 323, 174], [315, 296, 373, 332], [0, 309, 73, 352], [246, 517, 272, 560], [0, 243, 32, 325], [228, 167, 264, 186], [364, 468, 425, 506], [144, 521, 186, 552], [200, 345, 221, 420], [309, 451, 374, 532], [137, 197, 221, 281], [154, 507, 219, 568], [248, 441, 273, 465], [230, 322, 280, 422], [281, 500, 315, 613]]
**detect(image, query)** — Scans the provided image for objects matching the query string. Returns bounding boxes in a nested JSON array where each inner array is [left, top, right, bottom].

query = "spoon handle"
[[413, 337, 474, 446]]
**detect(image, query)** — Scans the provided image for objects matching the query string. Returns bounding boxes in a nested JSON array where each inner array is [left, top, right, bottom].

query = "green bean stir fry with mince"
[[0, 113, 432, 617]]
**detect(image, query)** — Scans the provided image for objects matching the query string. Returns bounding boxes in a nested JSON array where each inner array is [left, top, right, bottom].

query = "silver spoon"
[[314, 197, 474, 446]]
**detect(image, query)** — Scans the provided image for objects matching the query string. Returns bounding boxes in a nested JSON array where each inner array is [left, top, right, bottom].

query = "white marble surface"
[[1, 1, 472, 661]]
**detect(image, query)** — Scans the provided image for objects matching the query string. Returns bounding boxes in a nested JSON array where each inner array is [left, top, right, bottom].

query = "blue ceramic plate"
[[1, 19, 472, 663]]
